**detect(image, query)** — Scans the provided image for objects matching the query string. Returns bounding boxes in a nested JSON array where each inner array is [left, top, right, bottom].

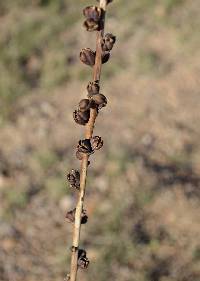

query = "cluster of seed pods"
[[66, 1, 115, 280]]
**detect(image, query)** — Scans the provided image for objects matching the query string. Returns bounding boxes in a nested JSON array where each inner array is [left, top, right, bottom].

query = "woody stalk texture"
[[66, 0, 116, 280]]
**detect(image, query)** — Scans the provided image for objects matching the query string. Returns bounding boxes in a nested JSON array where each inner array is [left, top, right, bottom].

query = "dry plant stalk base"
[[66, 1, 116, 280]]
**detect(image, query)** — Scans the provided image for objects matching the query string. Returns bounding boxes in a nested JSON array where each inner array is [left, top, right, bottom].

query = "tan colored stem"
[[69, 1, 107, 281]]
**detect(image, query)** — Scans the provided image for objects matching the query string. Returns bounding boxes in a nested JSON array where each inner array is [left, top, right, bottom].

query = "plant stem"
[[69, 1, 107, 280]]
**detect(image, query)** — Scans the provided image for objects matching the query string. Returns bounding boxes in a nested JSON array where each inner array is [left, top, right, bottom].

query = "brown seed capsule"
[[83, 18, 99, 32], [66, 208, 88, 224], [102, 51, 110, 64], [83, 6, 102, 22], [78, 258, 89, 269], [77, 139, 93, 155], [78, 249, 89, 269], [101, 33, 116, 51], [91, 93, 107, 109], [66, 209, 76, 223], [105, 33, 116, 42], [87, 80, 100, 97], [73, 110, 90, 125], [91, 136, 103, 150], [80, 48, 96, 66], [67, 169, 80, 190], [81, 209, 88, 224], [78, 99, 91, 112]]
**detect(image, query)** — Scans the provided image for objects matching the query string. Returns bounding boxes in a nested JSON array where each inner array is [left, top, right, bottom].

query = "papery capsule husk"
[[66, 209, 76, 223], [80, 48, 96, 66], [101, 33, 116, 51], [73, 110, 90, 125], [87, 80, 100, 97], [102, 51, 110, 64], [83, 6, 102, 22], [78, 99, 91, 112], [83, 19, 99, 32], [66, 209, 88, 224], [78, 249, 86, 259], [91, 136, 103, 150], [105, 33, 116, 44], [78, 249, 89, 269], [67, 169, 80, 189], [91, 93, 107, 109], [77, 139, 93, 155], [78, 257, 90, 269]]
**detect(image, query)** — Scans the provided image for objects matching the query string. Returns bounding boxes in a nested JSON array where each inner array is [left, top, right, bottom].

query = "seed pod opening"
[[105, 33, 116, 44], [102, 51, 110, 64], [83, 6, 102, 22], [67, 169, 80, 190], [80, 48, 96, 66], [77, 139, 93, 155], [101, 33, 116, 51], [91, 93, 107, 109], [66, 208, 88, 224], [83, 18, 99, 32], [66, 209, 76, 223], [87, 80, 100, 97], [91, 136, 103, 150], [78, 249, 89, 269]]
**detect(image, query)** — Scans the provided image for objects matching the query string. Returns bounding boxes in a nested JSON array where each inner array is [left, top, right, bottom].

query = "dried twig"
[[66, 1, 116, 280]]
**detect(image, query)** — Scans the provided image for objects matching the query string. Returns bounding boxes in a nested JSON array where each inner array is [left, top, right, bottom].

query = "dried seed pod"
[[102, 51, 110, 64], [105, 33, 116, 44], [73, 110, 90, 126], [91, 93, 107, 109], [81, 209, 88, 224], [67, 169, 80, 190], [66, 209, 76, 223], [77, 139, 93, 155], [80, 48, 96, 66], [78, 249, 86, 259], [83, 6, 102, 22], [91, 136, 103, 150], [66, 208, 88, 224], [78, 99, 91, 112], [87, 80, 100, 97], [78, 258, 89, 269], [83, 18, 99, 32], [101, 33, 116, 51], [78, 249, 89, 269]]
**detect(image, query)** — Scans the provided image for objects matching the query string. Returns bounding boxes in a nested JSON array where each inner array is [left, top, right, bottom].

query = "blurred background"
[[0, 0, 200, 280]]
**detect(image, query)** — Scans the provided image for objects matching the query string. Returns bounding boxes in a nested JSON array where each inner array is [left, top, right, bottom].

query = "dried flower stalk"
[[66, 1, 115, 280]]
